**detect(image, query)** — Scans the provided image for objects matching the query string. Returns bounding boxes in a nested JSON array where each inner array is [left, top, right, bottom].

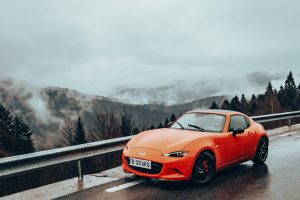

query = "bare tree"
[[60, 117, 76, 146], [91, 109, 121, 140]]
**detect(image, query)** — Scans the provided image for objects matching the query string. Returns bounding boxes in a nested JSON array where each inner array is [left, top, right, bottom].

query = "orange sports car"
[[122, 109, 268, 184]]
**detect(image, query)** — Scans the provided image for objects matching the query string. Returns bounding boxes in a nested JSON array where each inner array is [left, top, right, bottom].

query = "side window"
[[244, 116, 250, 128], [229, 115, 248, 132]]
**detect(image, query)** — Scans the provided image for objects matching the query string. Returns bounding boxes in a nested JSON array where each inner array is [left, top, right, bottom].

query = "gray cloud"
[[0, 0, 300, 104], [247, 72, 283, 87]]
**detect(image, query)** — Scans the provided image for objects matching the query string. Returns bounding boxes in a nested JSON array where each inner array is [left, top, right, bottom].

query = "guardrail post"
[[77, 160, 83, 181], [288, 119, 292, 131]]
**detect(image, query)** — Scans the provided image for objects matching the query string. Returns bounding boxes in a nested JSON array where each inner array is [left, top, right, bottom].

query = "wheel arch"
[[192, 147, 217, 168], [190, 147, 217, 182]]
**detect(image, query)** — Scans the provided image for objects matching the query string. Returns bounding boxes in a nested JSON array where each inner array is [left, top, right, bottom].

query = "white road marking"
[[2, 176, 119, 200], [105, 179, 145, 193], [279, 132, 295, 137]]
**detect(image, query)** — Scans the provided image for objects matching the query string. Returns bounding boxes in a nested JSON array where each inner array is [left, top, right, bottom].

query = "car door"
[[224, 115, 252, 163]]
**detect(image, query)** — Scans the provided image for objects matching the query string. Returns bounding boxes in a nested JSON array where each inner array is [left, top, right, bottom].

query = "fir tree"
[[209, 101, 219, 109], [12, 116, 35, 154], [296, 84, 300, 109], [73, 116, 87, 145], [164, 117, 170, 127], [157, 123, 163, 129], [1, 104, 35, 154], [0, 104, 14, 134], [169, 113, 176, 123], [221, 99, 231, 110], [230, 96, 241, 111], [132, 126, 140, 135], [265, 82, 274, 96], [240, 94, 249, 114], [249, 94, 257, 115], [282, 71, 298, 109], [278, 85, 285, 107], [149, 125, 155, 130], [296, 94, 300, 109]]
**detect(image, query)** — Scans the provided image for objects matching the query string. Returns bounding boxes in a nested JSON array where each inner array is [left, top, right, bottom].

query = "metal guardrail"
[[0, 110, 300, 182], [251, 110, 300, 123], [0, 135, 133, 180]]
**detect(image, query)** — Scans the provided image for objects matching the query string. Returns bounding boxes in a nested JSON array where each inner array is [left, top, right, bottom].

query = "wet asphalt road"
[[58, 132, 300, 200]]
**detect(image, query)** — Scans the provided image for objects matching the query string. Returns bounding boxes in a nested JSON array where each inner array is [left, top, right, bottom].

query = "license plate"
[[129, 158, 151, 169]]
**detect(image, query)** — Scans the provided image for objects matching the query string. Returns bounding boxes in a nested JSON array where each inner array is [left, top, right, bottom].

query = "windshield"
[[170, 113, 226, 133]]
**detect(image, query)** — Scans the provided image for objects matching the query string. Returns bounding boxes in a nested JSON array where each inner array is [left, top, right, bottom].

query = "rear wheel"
[[253, 137, 268, 164], [192, 151, 216, 184]]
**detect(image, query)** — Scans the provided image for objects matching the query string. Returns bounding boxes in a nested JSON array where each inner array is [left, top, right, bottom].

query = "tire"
[[192, 151, 216, 185], [252, 137, 268, 164]]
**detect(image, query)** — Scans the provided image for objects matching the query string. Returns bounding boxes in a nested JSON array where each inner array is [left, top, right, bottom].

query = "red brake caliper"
[[203, 160, 209, 173]]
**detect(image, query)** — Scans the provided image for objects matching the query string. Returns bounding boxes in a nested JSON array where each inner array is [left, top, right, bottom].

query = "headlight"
[[164, 150, 188, 157]]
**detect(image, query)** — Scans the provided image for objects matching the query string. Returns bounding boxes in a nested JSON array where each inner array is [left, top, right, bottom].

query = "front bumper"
[[122, 147, 197, 181]]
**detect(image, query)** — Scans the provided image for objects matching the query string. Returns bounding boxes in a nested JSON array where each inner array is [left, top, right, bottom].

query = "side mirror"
[[167, 122, 174, 127], [232, 127, 245, 136]]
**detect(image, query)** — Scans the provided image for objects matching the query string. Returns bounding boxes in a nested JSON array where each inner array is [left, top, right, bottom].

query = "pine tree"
[[0, 104, 14, 135], [209, 101, 219, 109], [249, 94, 257, 115], [120, 108, 133, 136], [230, 96, 241, 111], [0, 104, 35, 154], [12, 116, 35, 154], [282, 71, 298, 110], [296, 93, 300, 110], [164, 117, 170, 127], [296, 84, 300, 109], [278, 85, 285, 105], [221, 99, 231, 110], [240, 94, 249, 114], [169, 113, 176, 123], [265, 82, 274, 113], [265, 82, 274, 96], [149, 125, 155, 130], [157, 123, 163, 129], [73, 116, 87, 145], [132, 126, 140, 135]]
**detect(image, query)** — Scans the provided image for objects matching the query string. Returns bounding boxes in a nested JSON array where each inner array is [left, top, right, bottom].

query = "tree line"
[[0, 104, 35, 156], [2, 71, 300, 154], [209, 71, 300, 116], [59, 109, 179, 146], [59, 108, 140, 146]]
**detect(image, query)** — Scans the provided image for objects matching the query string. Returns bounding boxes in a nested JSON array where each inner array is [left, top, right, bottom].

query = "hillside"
[[0, 79, 225, 150]]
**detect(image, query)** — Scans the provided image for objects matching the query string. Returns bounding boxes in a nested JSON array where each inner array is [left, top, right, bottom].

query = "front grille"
[[126, 157, 163, 174]]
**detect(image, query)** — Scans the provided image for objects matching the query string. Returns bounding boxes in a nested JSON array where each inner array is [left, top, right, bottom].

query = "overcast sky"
[[1, 0, 300, 104]]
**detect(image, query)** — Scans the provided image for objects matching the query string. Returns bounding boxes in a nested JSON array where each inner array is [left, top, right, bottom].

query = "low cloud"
[[247, 72, 283, 87], [0, 1, 300, 103]]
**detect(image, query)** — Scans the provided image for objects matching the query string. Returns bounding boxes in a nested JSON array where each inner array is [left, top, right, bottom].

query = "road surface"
[[57, 129, 300, 200]]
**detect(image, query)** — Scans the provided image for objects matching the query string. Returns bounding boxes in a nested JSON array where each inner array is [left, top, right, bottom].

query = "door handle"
[[247, 132, 254, 135]]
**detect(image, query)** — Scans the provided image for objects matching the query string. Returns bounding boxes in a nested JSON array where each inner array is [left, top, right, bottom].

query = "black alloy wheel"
[[192, 151, 216, 184], [253, 137, 268, 164]]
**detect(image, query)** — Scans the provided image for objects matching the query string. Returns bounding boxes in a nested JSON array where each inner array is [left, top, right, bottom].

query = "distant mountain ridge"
[[0, 79, 226, 150]]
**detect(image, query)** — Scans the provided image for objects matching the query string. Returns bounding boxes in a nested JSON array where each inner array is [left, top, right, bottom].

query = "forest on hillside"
[[1, 71, 300, 158], [209, 71, 300, 115]]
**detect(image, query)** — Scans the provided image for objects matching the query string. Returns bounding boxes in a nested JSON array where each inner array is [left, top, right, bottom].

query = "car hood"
[[128, 128, 211, 154]]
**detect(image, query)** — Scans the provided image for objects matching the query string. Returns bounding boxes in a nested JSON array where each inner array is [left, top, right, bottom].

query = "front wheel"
[[253, 137, 268, 164], [192, 151, 216, 185]]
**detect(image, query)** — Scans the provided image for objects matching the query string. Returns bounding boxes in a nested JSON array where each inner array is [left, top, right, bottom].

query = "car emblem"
[[139, 152, 146, 156]]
